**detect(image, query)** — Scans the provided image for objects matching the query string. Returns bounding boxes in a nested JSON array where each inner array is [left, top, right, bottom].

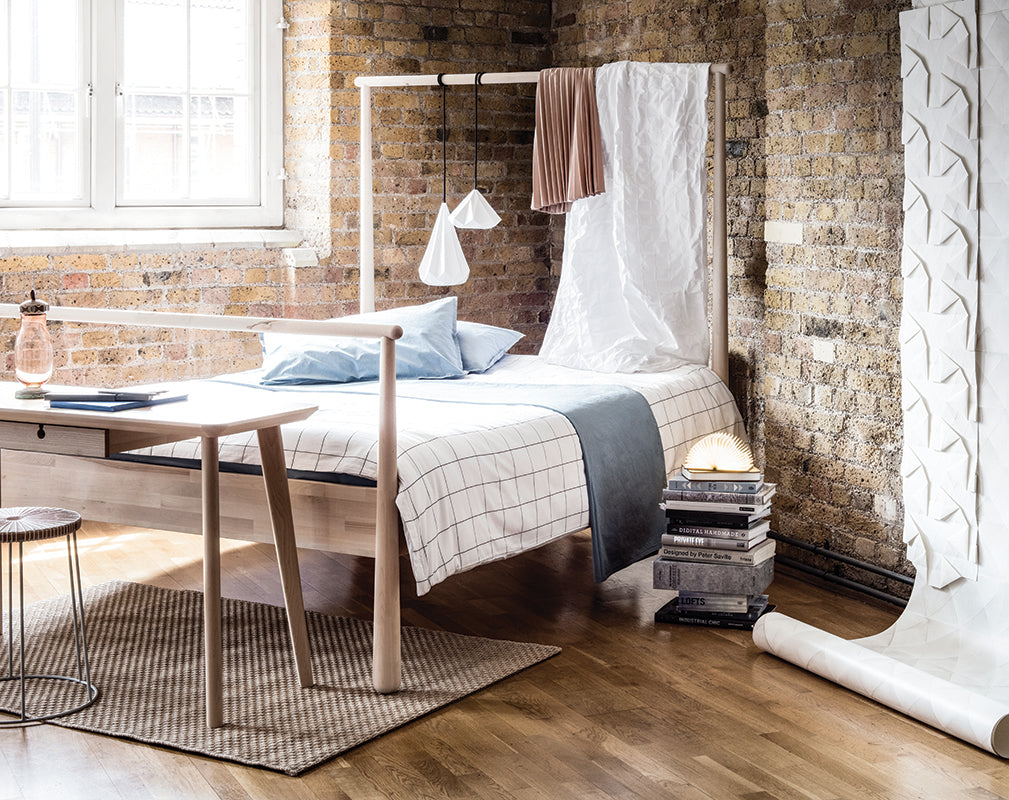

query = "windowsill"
[[0, 228, 303, 255]]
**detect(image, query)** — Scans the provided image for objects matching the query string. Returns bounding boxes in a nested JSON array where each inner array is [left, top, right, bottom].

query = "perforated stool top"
[[0, 507, 82, 544]]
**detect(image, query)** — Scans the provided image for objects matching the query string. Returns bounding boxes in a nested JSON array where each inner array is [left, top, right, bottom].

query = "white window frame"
[[0, 0, 284, 230]]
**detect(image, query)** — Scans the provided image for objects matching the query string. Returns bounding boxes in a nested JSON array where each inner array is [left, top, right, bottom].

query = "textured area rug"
[[0, 581, 559, 775]]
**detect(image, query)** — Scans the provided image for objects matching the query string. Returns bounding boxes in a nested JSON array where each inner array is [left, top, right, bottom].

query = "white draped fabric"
[[539, 61, 711, 373]]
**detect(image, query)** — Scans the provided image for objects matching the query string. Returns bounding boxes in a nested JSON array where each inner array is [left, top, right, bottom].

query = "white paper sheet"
[[754, 0, 1009, 758]]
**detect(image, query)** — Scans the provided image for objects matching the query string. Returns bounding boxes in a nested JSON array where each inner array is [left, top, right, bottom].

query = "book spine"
[[662, 500, 769, 514], [662, 488, 773, 504], [664, 511, 761, 529], [658, 546, 772, 565], [664, 524, 755, 540], [678, 591, 759, 605], [663, 534, 755, 550], [653, 557, 775, 594], [655, 613, 759, 630], [676, 596, 769, 615], [675, 597, 747, 612], [667, 478, 763, 493]]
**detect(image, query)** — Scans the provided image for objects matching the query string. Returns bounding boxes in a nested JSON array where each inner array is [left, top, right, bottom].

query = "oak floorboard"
[[2, 522, 1009, 798]]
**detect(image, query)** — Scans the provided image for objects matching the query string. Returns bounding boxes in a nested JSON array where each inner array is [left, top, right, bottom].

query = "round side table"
[[0, 506, 98, 726]]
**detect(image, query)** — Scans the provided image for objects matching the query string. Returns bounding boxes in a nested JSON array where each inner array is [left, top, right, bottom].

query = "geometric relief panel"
[[754, 1, 1009, 760], [899, 0, 980, 588]]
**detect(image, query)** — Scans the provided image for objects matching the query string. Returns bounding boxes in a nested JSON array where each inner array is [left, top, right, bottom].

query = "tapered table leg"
[[201, 435, 223, 729], [257, 425, 313, 688]]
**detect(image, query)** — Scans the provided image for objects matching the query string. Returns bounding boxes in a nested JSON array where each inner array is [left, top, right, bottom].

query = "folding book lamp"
[[419, 75, 471, 286], [682, 432, 757, 476]]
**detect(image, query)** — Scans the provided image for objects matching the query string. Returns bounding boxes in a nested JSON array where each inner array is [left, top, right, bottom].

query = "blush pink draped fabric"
[[531, 67, 605, 214]]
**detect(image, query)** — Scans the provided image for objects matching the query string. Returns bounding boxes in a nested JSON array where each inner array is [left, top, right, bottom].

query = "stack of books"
[[653, 466, 776, 630]]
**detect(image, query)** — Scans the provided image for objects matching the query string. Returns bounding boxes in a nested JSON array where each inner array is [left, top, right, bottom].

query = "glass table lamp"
[[14, 290, 53, 399]]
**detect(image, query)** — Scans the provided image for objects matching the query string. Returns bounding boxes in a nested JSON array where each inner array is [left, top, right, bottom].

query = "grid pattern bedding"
[[129, 356, 744, 594]]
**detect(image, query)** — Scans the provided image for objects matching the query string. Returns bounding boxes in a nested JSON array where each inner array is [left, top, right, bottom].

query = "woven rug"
[[0, 580, 559, 775]]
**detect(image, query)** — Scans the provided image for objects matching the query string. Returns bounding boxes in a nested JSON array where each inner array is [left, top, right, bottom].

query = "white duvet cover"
[[133, 356, 744, 594]]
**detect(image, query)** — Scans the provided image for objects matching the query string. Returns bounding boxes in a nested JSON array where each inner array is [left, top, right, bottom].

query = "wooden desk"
[[0, 382, 318, 728]]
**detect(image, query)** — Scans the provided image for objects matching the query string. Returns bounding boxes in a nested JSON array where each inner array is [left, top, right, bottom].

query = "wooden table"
[[0, 381, 318, 728]]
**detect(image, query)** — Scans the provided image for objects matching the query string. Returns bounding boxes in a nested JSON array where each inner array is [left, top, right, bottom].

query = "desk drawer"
[[0, 421, 108, 457]]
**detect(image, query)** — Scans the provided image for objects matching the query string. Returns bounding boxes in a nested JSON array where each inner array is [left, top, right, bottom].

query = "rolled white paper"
[[753, 612, 1009, 756]]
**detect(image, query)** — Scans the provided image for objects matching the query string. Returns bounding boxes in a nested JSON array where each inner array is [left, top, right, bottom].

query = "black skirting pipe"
[[773, 555, 908, 608], [769, 531, 914, 585]]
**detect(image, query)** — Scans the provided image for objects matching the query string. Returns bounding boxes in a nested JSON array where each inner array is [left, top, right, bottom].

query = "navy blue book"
[[47, 392, 188, 412]]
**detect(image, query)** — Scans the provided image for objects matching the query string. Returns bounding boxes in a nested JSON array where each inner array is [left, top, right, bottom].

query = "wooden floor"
[[2, 522, 1008, 800]]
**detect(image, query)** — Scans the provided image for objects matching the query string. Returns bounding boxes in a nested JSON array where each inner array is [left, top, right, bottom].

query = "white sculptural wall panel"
[[899, 0, 979, 589], [755, 0, 1009, 758]]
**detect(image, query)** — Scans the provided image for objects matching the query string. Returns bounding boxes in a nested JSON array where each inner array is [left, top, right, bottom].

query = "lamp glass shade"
[[14, 294, 53, 399], [449, 188, 501, 230], [419, 202, 470, 286]]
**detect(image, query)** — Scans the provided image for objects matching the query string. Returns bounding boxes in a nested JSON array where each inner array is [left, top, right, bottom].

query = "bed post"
[[372, 334, 401, 692], [710, 64, 730, 385], [360, 83, 376, 314]]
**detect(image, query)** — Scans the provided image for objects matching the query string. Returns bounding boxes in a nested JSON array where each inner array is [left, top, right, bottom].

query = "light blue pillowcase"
[[456, 320, 524, 373], [259, 296, 465, 385]]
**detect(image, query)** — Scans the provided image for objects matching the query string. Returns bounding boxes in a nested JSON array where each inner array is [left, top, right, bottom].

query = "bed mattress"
[[128, 355, 744, 593]]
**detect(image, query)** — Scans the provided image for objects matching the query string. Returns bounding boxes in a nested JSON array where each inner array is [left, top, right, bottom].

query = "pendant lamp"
[[451, 73, 501, 230], [419, 74, 470, 286]]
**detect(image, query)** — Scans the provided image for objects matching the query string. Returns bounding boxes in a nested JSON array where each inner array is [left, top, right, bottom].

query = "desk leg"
[[257, 425, 314, 688], [202, 435, 223, 729]]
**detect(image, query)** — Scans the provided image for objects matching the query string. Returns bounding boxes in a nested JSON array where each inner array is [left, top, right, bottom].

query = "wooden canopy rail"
[[354, 63, 732, 383]]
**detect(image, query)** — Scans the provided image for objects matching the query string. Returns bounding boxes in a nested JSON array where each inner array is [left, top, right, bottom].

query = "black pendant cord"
[[437, 73, 447, 203], [473, 73, 484, 190]]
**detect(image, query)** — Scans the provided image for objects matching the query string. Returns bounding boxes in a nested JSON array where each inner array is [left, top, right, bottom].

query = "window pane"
[[0, 1, 8, 86], [191, 1, 249, 93], [123, 0, 187, 91], [120, 0, 255, 205], [11, 0, 79, 87], [0, 92, 8, 198], [0, 0, 84, 203], [122, 94, 185, 201], [11, 90, 80, 200], [190, 95, 249, 198]]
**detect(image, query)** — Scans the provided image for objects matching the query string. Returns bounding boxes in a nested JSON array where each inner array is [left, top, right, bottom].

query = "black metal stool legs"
[[0, 523, 98, 727]]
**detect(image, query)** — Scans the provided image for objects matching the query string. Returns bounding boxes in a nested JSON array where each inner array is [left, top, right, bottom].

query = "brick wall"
[[0, 249, 291, 387], [5, 1, 912, 593], [762, 0, 908, 595], [307, 0, 554, 342], [551, 0, 911, 596]]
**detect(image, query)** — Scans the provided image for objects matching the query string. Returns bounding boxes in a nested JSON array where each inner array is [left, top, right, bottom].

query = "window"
[[0, 0, 283, 230]]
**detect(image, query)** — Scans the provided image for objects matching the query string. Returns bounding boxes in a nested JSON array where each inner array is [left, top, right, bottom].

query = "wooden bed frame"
[[0, 65, 731, 695]]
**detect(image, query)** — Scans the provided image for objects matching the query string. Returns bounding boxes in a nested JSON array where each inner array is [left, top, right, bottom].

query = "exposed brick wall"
[[761, 0, 909, 595], [318, 0, 554, 343], [551, 0, 911, 596], [0, 249, 292, 386]]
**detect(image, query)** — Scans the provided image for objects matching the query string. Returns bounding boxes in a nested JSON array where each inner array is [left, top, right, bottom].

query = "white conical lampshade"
[[419, 202, 470, 286], [449, 188, 501, 229]]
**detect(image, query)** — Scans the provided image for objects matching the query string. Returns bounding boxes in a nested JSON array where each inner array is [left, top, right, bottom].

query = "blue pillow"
[[456, 321, 524, 373], [259, 297, 465, 385]]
